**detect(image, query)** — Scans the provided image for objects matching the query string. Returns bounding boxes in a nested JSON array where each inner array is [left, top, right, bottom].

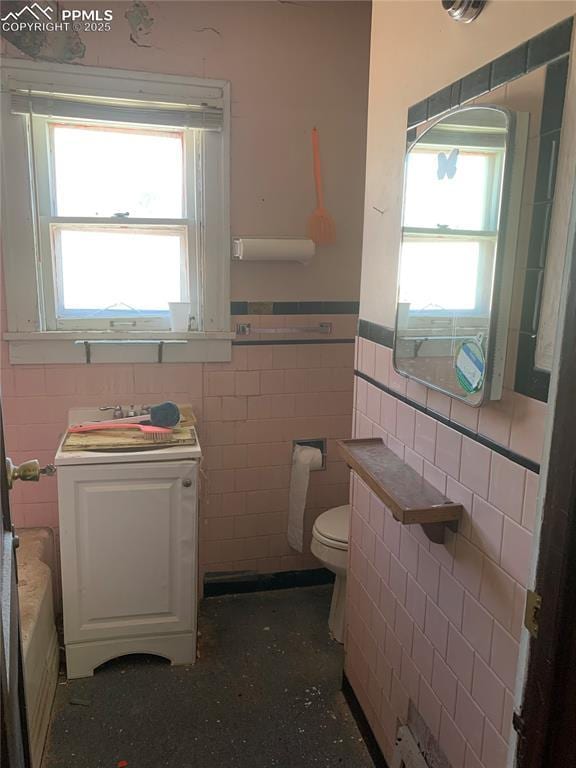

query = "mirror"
[[394, 105, 526, 405]]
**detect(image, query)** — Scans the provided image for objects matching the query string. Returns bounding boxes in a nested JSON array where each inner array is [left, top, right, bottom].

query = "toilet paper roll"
[[287, 444, 323, 552]]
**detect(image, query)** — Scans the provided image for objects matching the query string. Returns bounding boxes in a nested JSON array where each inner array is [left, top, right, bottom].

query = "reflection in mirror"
[[394, 106, 526, 405]]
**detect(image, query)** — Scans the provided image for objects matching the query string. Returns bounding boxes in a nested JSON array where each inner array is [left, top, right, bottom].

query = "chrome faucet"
[[99, 405, 124, 419]]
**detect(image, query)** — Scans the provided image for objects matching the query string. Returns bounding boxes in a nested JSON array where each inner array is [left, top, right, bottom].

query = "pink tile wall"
[[201, 338, 354, 575], [356, 338, 547, 465], [346, 338, 542, 766], [0, 320, 356, 583]]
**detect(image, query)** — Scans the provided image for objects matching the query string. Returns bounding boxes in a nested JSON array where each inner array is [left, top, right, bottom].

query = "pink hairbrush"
[[69, 422, 173, 442]]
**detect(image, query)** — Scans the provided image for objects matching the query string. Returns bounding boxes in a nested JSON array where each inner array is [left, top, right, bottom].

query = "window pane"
[[403, 149, 497, 231], [52, 124, 184, 218], [54, 227, 186, 316], [399, 240, 481, 311]]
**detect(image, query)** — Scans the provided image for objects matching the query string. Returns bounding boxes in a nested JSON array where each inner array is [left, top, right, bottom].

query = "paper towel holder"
[[293, 439, 326, 470], [232, 237, 315, 264]]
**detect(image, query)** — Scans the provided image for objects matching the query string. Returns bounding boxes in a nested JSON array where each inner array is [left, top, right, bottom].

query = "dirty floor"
[[43, 585, 375, 768]]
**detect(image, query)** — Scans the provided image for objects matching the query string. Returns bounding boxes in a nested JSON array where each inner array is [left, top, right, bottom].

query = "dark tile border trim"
[[231, 301, 360, 316], [407, 18, 573, 129], [406, 16, 574, 404], [358, 319, 394, 348], [355, 369, 540, 474], [203, 567, 334, 597], [232, 338, 355, 346], [341, 673, 389, 768]]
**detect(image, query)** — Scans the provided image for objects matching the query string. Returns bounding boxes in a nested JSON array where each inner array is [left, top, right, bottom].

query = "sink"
[[57, 407, 201, 465]]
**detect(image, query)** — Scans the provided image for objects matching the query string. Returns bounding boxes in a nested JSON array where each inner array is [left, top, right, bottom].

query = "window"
[[399, 239, 481, 311], [401, 141, 504, 317], [35, 120, 194, 330], [1, 59, 231, 360]]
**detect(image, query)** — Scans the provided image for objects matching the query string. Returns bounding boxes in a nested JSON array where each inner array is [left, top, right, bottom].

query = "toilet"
[[311, 504, 351, 643]]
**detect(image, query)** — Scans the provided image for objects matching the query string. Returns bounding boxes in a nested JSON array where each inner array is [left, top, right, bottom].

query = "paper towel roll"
[[233, 238, 315, 264], [287, 444, 323, 552]]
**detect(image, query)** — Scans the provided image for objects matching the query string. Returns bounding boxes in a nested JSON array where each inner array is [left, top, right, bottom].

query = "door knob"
[[182, 478, 192, 488], [5, 458, 56, 490]]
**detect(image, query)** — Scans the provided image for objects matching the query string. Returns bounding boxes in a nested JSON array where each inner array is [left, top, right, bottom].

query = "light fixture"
[[441, 0, 487, 23]]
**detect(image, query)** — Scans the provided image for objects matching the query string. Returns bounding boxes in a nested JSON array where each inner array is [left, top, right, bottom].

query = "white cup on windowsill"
[[168, 302, 191, 332]]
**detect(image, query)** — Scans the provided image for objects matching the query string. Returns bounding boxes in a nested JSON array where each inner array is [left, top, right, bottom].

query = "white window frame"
[[35, 119, 198, 332], [401, 141, 505, 319], [399, 234, 497, 319], [1, 58, 232, 364]]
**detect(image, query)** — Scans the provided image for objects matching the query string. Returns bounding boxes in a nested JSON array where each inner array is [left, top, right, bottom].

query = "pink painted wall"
[[1, 0, 371, 302], [346, 339, 543, 767], [0, 2, 371, 580]]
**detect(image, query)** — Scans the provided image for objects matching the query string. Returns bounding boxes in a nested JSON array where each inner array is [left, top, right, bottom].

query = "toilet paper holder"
[[293, 439, 326, 470]]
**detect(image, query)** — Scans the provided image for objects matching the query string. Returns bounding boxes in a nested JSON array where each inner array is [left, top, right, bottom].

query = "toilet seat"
[[312, 504, 350, 551]]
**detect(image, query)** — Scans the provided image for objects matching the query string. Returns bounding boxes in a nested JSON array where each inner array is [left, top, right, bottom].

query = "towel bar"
[[236, 322, 332, 336]]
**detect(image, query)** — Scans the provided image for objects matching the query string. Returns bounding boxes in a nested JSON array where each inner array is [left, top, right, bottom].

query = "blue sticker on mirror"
[[437, 148, 459, 179], [455, 339, 485, 394]]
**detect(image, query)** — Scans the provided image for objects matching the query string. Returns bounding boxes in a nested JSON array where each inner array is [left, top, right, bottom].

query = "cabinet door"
[[58, 461, 197, 644]]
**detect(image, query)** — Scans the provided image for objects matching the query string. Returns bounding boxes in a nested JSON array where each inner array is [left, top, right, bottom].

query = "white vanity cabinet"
[[55, 430, 201, 680]]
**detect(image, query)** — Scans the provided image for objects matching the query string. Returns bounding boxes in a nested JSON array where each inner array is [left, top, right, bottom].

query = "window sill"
[[4, 331, 235, 341], [4, 331, 234, 365]]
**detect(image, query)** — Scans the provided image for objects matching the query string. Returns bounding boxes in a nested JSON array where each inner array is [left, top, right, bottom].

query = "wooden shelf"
[[338, 438, 462, 543]]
